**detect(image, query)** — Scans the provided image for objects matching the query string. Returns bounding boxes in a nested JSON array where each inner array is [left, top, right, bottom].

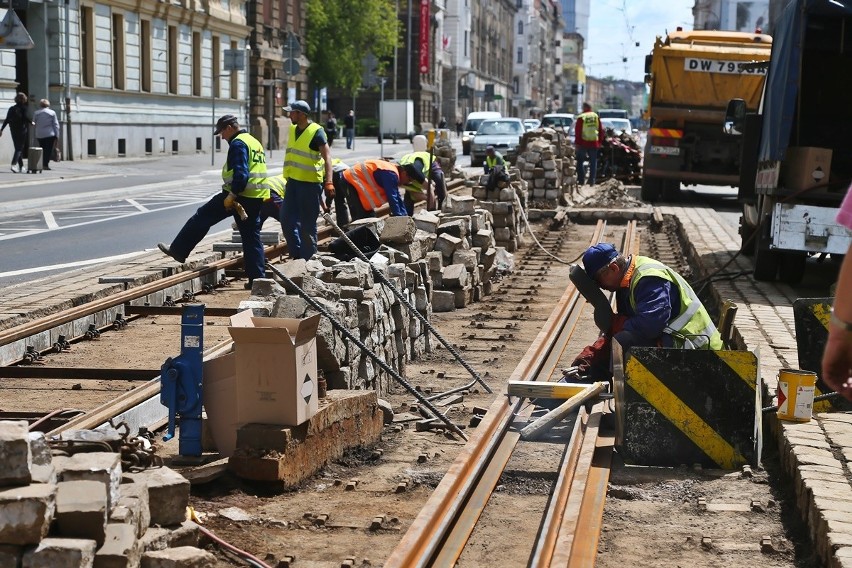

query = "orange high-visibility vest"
[[342, 159, 399, 211]]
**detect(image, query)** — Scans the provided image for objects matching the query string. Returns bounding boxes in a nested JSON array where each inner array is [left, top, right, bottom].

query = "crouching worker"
[[398, 151, 447, 214], [341, 159, 423, 221], [570, 243, 723, 381]]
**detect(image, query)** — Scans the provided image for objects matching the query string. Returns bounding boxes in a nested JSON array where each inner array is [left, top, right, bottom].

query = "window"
[[168, 25, 178, 95], [141, 20, 151, 92], [112, 14, 125, 90], [517, 21, 523, 35], [81, 6, 95, 87], [517, 47, 523, 64], [192, 32, 201, 96]]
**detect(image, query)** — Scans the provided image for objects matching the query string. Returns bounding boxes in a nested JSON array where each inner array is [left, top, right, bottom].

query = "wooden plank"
[[519, 382, 607, 440], [506, 380, 588, 400]]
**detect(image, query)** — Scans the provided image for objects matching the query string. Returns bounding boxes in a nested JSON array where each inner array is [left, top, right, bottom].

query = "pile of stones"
[[431, 137, 458, 178], [0, 420, 208, 567], [471, 169, 528, 252], [514, 129, 578, 207]]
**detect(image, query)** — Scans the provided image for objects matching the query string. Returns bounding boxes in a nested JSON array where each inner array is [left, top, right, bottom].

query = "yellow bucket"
[[776, 368, 817, 422]]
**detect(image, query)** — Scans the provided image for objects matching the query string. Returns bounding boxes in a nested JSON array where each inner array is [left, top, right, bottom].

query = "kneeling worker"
[[484, 145, 506, 174], [572, 243, 722, 379], [341, 159, 424, 221], [398, 151, 447, 214]]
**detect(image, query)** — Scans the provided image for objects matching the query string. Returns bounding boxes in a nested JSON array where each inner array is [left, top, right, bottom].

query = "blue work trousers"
[[259, 193, 285, 233], [576, 146, 599, 186], [169, 191, 265, 280], [280, 179, 322, 260]]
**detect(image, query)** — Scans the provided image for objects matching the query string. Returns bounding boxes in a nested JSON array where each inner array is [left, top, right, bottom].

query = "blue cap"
[[284, 100, 311, 113], [583, 243, 619, 276]]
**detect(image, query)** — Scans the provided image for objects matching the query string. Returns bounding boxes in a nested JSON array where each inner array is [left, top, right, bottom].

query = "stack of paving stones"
[[0, 420, 213, 567], [431, 137, 457, 178], [512, 129, 578, 208], [248, 201, 504, 394], [471, 168, 528, 252]]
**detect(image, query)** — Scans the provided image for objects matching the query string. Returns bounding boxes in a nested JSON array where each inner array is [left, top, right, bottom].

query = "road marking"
[[43, 211, 58, 230], [127, 199, 149, 212], [0, 250, 150, 278]]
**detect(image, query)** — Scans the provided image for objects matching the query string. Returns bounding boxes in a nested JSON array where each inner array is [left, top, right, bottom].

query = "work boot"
[[157, 243, 186, 263]]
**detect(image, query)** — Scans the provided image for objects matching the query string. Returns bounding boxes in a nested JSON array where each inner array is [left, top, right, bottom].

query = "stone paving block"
[[452, 250, 479, 271], [123, 468, 189, 528], [413, 210, 439, 233], [31, 463, 57, 485], [441, 264, 469, 289], [0, 421, 32, 487], [433, 233, 462, 259], [380, 216, 416, 244], [141, 546, 215, 568], [431, 290, 455, 313], [56, 480, 108, 546], [453, 286, 473, 308], [22, 537, 97, 568], [94, 523, 141, 568], [59, 453, 122, 509], [139, 521, 199, 553], [0, 545, 21, 567], [117, 482, 151, 538], [0, 483, 56, 545], [27, 432, 51, 467]]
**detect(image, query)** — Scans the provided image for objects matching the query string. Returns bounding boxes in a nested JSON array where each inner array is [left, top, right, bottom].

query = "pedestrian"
[[0, 93, 32, 173], [574, 102, 604, 186], [324, 111, 338, 147], [398, 151, 446, 214], [821, 189, 852, 400], [455, 117, 463, 138], [483, 145, 506, 174], [438, 116, 447, 129], [571, 243, 722, 380], [281, 100, 335, 260], [158, 114, 269, 289], [344, 110, 355, 149], [340, 159, 420, 221], [33, 99, 59, 171]]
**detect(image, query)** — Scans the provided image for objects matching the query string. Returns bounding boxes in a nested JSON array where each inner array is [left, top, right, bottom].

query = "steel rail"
[[385, 220, 609, 568]]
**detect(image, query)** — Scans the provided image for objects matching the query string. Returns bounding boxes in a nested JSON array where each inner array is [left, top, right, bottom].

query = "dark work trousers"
[[576, 146, 600, 186], [324, 170, 351, 228], [259, 193, 285, 234], [342, 180, 376, 222], [403, 169, 447, 216], [280, 179, 323, 260], [169, 191, 265, 281], [38, 136, 56, 168], [10, 130, 28, 169]]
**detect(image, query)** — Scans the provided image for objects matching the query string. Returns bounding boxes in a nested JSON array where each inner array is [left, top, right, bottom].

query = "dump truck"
[[641, 29, 772, 201], [725, 0, 852, 284]]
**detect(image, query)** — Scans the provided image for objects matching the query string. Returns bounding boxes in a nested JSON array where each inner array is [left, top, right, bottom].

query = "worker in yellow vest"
[[341, 159, 421, 220], [158, 114, 269, 288], [574, 102, 604, 186], [281, 100, 335, 260], [258, 173, 287, 233], [398, 151, 446, 215]]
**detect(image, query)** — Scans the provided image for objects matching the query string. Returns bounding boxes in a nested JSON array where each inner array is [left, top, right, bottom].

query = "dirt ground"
[[3, 204, 817, 566]]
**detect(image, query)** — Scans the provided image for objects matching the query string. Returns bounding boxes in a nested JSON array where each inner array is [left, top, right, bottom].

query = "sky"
[[585, 0, 696, 83]]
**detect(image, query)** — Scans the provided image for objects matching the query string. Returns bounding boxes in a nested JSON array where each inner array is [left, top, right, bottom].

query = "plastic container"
[[776, 368, 816, 422]]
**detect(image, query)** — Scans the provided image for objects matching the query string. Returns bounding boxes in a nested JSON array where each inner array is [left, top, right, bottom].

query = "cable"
[[512, 192, 580, 265]]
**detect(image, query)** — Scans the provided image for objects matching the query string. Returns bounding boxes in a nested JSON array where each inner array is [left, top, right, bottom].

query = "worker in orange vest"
[[341, 159, 423, 220]]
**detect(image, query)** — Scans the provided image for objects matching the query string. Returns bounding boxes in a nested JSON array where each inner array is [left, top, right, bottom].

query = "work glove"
[[324, 181, 335, 198], [223, 193, 248, 221]]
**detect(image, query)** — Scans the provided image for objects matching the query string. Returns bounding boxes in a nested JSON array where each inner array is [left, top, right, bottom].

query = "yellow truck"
[[641, 30, 772, 201]]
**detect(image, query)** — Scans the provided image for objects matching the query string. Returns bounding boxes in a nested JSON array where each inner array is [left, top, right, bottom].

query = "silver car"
[[470, 118, 526, 167]]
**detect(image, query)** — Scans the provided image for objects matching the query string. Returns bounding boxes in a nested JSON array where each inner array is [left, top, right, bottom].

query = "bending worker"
[[281, 100, 334, 260], [158, 114, 269, 289], [341, 159, 423, 221], [398, 151, 447, 215], [483, 145, 505, 174], [572, 242, 722, 379], [324, 158, 352, 228]]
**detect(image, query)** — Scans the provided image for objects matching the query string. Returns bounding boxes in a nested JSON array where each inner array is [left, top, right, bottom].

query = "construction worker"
[[341, 159, 422, 221], [158, 114, 269, 289], [258, 173, 287, 232], [483, 145, 506, 174], [574, 103, 604, 186], [324, 158, 352, 228], [398, 151, 446, 215], [281, 100, 335, 260], [571, 243, 722, 380]]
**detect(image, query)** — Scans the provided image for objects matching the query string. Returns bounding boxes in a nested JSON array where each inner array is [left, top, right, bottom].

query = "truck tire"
[[752, 229, 779, 281], [462, 143, 470, 156], [662, 180, 681, 201], [641, 176, 663, 202], [779, 251, 806, 285]]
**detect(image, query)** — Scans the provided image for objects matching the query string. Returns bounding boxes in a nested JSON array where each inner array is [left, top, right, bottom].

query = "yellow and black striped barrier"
[[792, 298, 841, 412], [613, 343, 759, 469]]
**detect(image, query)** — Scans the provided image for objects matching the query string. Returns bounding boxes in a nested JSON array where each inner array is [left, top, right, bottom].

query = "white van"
[[462, 111, 501, 155]]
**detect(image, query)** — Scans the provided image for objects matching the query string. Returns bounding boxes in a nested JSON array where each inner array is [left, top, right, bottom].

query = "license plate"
[[650, 145, 680, 156]]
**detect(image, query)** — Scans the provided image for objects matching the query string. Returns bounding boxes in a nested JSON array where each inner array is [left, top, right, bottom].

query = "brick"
[[0, 483, 56, 545], [94, 524, 141, 568], [56, 480, 108, 546], [22, 537, 97, 568], [141, 546, 215, 568], [0, 421, 32, 487], [123, 468, 189, 527], [59, 453, 122, 509]]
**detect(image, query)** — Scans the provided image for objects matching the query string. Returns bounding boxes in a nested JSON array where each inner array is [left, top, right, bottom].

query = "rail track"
[[385, 219, 639, 567]]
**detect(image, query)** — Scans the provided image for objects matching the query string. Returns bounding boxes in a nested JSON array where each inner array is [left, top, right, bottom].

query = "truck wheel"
[[779, 252, 806, 285], [463, 144, 470, 156], [641, 177, 663, 202], [662, 180, 681, 201], [752, 230, 779, 281]]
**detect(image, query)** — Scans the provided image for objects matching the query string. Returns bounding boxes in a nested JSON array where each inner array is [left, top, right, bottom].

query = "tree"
[[305, 0, 399, 93]]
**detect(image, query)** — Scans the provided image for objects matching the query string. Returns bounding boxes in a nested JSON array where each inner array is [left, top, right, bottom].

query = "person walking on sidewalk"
[[33, 99, 59, 171], [574, 102, 604, 186], [280, 100, 334, 260], [344, 110, 355, 149], [158, 114, 270, 288], [0, 93, 32, 173]]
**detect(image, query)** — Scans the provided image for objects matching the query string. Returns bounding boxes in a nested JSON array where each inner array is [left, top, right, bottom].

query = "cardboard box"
[[202, 352, 238, 457], [781, 146, 832, 191], [228, 311, 321, 427]]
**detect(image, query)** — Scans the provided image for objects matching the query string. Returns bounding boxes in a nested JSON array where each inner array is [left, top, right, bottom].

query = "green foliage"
[[305, 0, 399, 93]]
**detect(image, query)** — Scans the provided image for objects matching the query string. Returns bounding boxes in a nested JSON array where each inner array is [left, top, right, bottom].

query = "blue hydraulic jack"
[[160, 303, 205, 457]]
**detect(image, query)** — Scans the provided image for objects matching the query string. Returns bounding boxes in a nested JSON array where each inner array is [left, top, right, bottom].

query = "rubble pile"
[[470, 168, 528, 252], [513, 129, 578, 207], [599, 129, 642, 184], [0, 421, 208, 567], [574, 177, 643, 208], [248, 199, 506, 395]]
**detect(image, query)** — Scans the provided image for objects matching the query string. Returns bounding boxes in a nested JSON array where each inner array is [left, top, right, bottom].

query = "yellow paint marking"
[[625, 357, 747, 469], [717, 351, 758, 389]]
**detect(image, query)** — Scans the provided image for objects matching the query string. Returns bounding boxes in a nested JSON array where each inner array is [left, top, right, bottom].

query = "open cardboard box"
[[202, 311, 321, 457], [781, 146, 832, 191]]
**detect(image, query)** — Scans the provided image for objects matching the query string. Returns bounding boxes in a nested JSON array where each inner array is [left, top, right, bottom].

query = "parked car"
[[601, 118, 633, 135], [523, 119, 541, 131], [461, 111, 501, 155], [540, 113, 575, 142], [470, 118, 526, 167]]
